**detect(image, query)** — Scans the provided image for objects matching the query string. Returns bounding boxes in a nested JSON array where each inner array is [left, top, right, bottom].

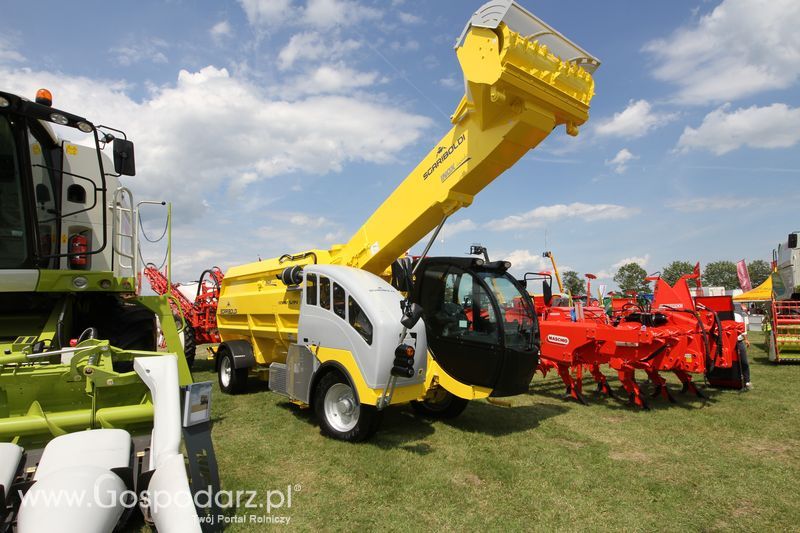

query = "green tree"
[[702, 261, 739, 290], [561, 270, 585, 296], [614, 263, 651, 294], [747, 259, 771, 287], [662, 260, 695, 285]]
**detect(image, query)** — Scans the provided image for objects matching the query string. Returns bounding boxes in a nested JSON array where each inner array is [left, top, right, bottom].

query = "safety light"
[[50, 113, 69, 125], [391, 344, 415, 378], [72, 276, 88, 289], [36, 88, 53, 106], [99, 279, 112, 289], [0, 96, 9, 108], [77, 121, 93, 133]]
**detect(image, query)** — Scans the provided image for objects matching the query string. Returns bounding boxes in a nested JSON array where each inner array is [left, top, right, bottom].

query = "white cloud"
[[0, 61, 432, 220], [438, 76, 460, 90], [0, 36, 24, 63], [238, 0, 293, 27], [303, 0, 382, 29], [440, 219, 476, 240], [489, 203, 640, 231], [391, 40, 420, 52], [594, 100, 676, 139], [277, 32, 361, 70], [613, 255, 650, 269], [502, 250, 550, 274], [398, 12, 421, 24], [282, 63, 381, 95], [643, 0, 800, 104], [210, 21, 232, 44], [665, 197, 756, 212], [676, 103, 800, 155], [605, 148, 637, 174], [110, 37, 169, 67]]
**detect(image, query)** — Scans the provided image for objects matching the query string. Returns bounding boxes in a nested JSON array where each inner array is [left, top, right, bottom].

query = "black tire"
[[411, 388, 469, 419], [217, 347, 248, 394], [107, 301, 158, 352], [181, 323, 196, 369], [313, 371, 379, 442], [104, 300, 157, 373]]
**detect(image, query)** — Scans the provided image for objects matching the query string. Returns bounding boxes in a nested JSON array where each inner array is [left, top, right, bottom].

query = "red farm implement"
[[143, 264, 224, 365], [530, 271, 744, 409]]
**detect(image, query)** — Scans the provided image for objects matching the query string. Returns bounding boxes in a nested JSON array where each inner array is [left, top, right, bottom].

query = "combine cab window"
[[306, 273, 317, 306], [28, 132, 58, 263], [333, 282, 346, 319], [319, 276, 331, 310], [348, 296, 373, 345], [0, 116, 27, 268]]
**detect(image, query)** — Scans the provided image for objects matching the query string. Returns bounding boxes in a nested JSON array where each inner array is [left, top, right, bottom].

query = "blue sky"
[[3, 0, 799, 288]]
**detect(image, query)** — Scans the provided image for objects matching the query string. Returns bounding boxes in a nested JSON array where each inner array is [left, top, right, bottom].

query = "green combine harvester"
[[0, 89, 215, 532]]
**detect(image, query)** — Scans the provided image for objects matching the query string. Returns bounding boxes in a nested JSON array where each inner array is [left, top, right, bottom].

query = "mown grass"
[[191, 332, 800, 531]]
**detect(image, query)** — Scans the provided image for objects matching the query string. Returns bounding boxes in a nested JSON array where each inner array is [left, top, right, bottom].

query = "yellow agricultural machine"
[[213, 0, 600, 440], [767, 231, 800, 362]]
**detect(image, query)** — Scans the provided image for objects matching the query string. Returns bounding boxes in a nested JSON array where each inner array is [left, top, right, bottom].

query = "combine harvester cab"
[[214, 0, 599, 441], [0, 90, 215, 531]]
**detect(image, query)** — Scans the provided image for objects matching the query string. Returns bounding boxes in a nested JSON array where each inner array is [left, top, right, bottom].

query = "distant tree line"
[[559, 259, 770, 295]]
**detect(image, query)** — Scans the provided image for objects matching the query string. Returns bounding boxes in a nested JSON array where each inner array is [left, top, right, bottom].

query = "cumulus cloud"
[[676, 103, 800, 154], [210, 21, 232, 44], [0, 60, 432, 221], [501, 250, 550, 274], [605, 148, 637, 174], [282, 63, 381, 95], [643, 0, 800, 104], [489, 203, 640, 231], [110, 37, 169, 67], [0, 36, 24, 63], [398, 12, 421, 24], [237, 0, 293, 28], [665, 196, 756, 212], [277, 32, 361, 70], [613, 255, 650, 269], [594, 100, 676, 138], [303, 0, 382, 29]]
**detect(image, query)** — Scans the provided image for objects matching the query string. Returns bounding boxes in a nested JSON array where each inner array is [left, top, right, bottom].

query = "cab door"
[[415, 264, 504, 388]]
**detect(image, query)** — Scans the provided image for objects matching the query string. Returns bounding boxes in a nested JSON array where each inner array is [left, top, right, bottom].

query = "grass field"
[[192, 332, 799, 531]]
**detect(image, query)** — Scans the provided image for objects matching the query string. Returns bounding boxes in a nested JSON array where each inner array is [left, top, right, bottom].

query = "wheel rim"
[[220, 356, 232, 387], [323, 383, 359, 433], [424, 388, 453, 411]]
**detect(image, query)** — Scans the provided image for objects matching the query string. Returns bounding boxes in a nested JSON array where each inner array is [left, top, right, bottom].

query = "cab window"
[[319, 276, 330, 310], [421, 266, 498, 345], [333, 282, 346, 319], [348, 296, 373, 345], [306, 273, 317, 306], [27, 126, 59, 264]]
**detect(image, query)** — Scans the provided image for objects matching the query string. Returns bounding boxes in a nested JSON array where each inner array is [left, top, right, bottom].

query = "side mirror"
[[113, 138, 136, 176], [400, 302, 424, 329], [543, 280, 553, 306]]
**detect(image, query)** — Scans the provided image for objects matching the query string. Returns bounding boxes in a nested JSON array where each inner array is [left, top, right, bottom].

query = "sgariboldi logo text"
[[423, 134, 465, 180]]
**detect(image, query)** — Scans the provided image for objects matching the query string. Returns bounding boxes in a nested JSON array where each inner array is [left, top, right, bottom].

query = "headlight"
[[50, 113, 69, 125], [77, 121, 93, 133], [0, 96, 9, 108]]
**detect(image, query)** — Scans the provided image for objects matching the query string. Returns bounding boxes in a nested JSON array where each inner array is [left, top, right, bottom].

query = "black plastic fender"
[[216, 340, 256, 371]]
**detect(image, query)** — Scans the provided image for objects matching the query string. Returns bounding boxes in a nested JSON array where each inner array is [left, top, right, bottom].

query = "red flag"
[[736, 259, 752, 292]]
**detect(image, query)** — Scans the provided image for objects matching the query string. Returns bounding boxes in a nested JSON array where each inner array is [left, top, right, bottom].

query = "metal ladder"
[[111, 187, 138, 279]]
